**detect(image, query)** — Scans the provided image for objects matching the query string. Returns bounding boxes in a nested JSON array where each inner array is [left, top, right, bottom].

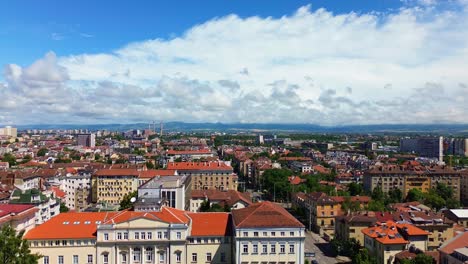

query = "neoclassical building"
[[25, 202, 304, 264]]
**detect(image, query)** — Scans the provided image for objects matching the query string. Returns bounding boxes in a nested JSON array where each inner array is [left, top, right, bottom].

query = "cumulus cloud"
[[1, 2, 468, 125]]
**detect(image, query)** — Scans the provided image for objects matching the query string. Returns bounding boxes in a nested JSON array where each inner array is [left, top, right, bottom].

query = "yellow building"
[[25, 202, 304, 264], [362, 221, 429, 264], [335, 213, 377, 246], [92, 169, 139, 205], [167, 162, 238, 191], [364, 164, 461, 201], [293, 192, 370, 239]]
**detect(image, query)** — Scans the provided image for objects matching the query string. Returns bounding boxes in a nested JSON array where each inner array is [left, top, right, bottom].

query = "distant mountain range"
[[7, 122, 468, 135]]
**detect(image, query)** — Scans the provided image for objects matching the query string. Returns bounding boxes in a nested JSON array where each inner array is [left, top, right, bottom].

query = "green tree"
[[348, 182, 364, 196], [1, 153, 17, 166], [413, 254, 435, 264], [119, 191, 138, 210], [341, 197, 361, 213], [352, 248, 378, 264], [371, 186, 384, 201], [94, 153, 101, 160], [59, 202, 69, 213], [0, 225, 41, 264], [262, 169, 293, 202], [145, 161, 155, 169], [21, 155, 32, 164], [37, 148, 48, 157], [387, 188, 403, 203], [406, 188, 424, 202], [367, 200, 385, 211], [436, 183, 453, 200]]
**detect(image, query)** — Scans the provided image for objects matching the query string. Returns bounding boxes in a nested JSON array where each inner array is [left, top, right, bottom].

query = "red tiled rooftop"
[[187, 212, 230, 236], [232, 201, 304, 228], [167, 161, 233, 171], [0, 204, 36, 218]]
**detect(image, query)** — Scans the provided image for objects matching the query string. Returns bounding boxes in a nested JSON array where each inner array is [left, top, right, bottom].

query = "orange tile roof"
[[191, 190, 252, 207], [94, 169, 140, 176], [51, 186, 66, 199], [362, 221, 409, 245], [24, 207, 191, 240], [167, 161, 233, 171], [187, 212, 230, 236], [139, 170, 177, 178], [24, 212, 117, 240], [397, 223, 430, 236], [232, 201, 304, 228], [439, 231, 468, 254]]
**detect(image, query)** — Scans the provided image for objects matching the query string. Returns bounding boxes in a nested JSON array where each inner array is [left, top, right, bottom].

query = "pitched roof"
[[187, 212, 231, 236], [362, 221, 409, 245], [167, 161, 233, 171], [50, 186, 66, 199], [439, 231, 468, 254], [232, 202, 304, 228], [0, 204, 36, 218], [24, 207, 191, 240], [139, 170, 177, 179], [24, 212, 116, 240], [191, 190, 252, 207]]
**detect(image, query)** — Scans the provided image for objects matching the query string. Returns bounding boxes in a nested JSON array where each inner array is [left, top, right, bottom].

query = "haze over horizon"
[[1, 0, 468, 125]]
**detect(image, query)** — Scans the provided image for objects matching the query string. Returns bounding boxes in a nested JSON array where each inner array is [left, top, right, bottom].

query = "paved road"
[[304, 231, 338, 264]]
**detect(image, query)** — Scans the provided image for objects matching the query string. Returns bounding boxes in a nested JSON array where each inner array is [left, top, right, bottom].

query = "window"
[[124, 232, 128, 239], [220, 253, 226, 262], [43, 256, 49, 264], [164, 232, 168, 238], [73, 255, 79, 264], [243, 244, 248, 253], [254, 232, 259, 237], [158, 232, 162, 239], [280, 245, 285, 253], [70, 240, 74, 246], [271, 244, 276, 253], [58, 256, 64, 264], [206, 253, 212, 262], [148, 232, 152, 239], [176, 252, 181, 263], [289, 244, 295, 253], [117, 232, 122, 240], [192, 253, 197, 262], [159, 252, 165, 262], [177, 232, 181, 239], [133, 248, 141, 261], [87, 255, 93, 263], [281, 232, 285, 236], [271, 232, 276, 236], [134, 232, 139, 239], [290, 232, 294, 236], [141, 232, 146, 240], [253, 244, 258, 253], [104, 233, 109, 241], [121, 253, 127, 263], [243, 231, 248, 237], [146, 247, 153, 261], [262, 244, 268, 254], [103, 254, 109, 264]]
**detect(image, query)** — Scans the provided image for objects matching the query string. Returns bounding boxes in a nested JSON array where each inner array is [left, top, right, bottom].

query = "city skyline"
[[1, 0, 468, 125]]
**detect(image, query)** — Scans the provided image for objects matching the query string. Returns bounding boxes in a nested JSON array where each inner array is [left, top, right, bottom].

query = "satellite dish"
[[130, 197, 137, 203]]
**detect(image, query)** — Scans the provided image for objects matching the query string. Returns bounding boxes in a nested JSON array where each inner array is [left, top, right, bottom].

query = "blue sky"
[[0, 0, 402, 67], [1, 0, 468, 125]]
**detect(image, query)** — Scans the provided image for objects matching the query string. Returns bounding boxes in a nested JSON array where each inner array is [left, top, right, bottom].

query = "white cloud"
[[2, 2, 468, 125]]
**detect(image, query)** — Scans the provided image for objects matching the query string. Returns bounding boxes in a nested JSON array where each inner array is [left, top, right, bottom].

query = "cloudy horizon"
[[1, 1, 468, 126]]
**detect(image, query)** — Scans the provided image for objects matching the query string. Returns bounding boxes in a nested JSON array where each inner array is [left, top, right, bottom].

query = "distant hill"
[[8, 122, 468, 135]]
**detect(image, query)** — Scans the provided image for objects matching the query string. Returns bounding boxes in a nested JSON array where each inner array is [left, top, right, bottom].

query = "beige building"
[[0, 126, 17, 138], [335, 213, 377, 246], [92, 169, 140, 205], [362, 221, 429, 264], [364, 164, 461, 200], [25, 201, 303, 264], [167, 161, 238, 191], [461, 172, 468, 206], [232, 202, 306, 264]]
